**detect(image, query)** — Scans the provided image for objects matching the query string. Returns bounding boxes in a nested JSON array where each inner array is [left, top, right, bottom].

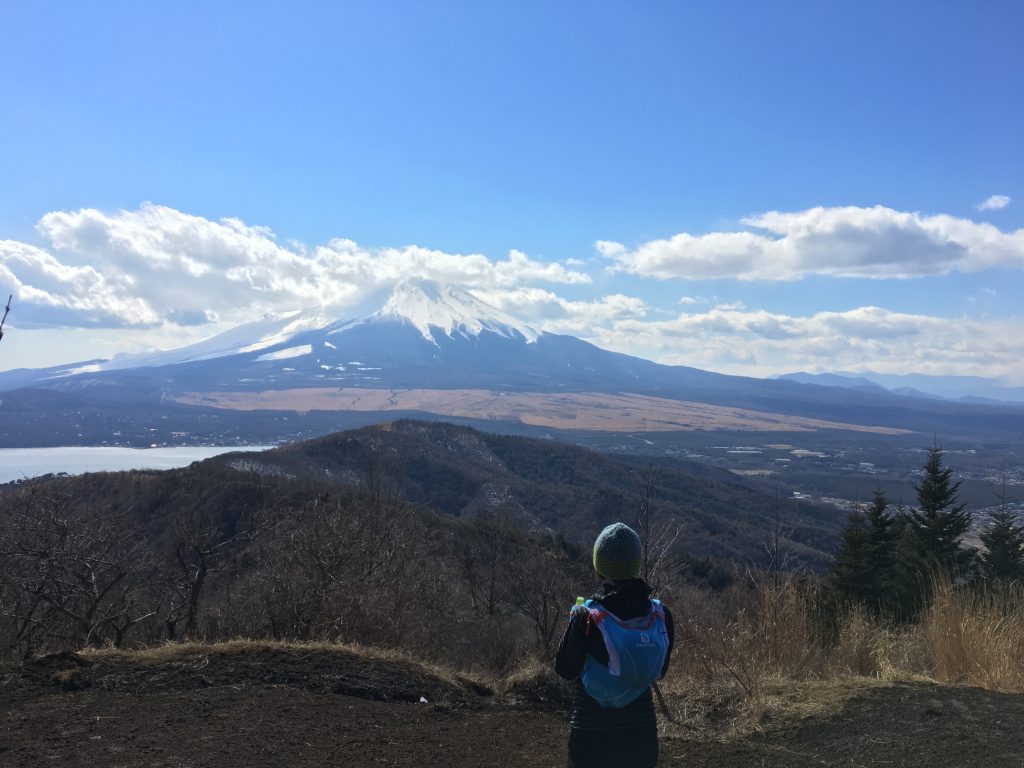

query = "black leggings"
[[566, 727, 659, 768]]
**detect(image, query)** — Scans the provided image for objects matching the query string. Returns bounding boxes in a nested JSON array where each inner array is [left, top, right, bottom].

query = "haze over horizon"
[[1, 2, 1022, 383]]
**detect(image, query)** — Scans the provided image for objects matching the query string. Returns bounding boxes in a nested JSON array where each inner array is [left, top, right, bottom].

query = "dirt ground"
[[2, 646, 1023, 768]]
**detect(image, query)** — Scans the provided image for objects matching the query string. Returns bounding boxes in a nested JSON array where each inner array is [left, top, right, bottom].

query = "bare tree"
[[0, 485, 156, 655], [0, 294, 10, 343], [227, 457, 421, 645], [163, 501, 264, 640], [506, 535, 582, 653], [454, 509, 516, 617], [632, 463, 682, 591], [633, 463, 659, 578]]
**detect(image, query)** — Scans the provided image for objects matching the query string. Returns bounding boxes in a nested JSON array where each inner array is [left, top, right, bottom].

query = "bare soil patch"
[[2, 646, 1022, 767]]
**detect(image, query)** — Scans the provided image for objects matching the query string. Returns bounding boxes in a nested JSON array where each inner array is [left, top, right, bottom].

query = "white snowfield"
[[371, 281, 541, 344]]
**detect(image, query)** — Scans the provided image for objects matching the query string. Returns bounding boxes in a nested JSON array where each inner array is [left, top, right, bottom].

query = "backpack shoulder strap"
[[650, 598, 665, 619], [581, 599, 607, 637]]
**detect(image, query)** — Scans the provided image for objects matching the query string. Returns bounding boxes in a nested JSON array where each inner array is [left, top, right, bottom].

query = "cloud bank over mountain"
[[2, 202, 1023, 383], [2, 203, 592, 330]]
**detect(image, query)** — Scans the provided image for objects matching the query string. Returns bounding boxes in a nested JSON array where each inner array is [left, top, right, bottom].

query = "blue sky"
[[1, 1, 1022, 381]]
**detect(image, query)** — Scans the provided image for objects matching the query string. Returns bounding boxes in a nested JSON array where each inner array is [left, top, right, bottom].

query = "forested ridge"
[[0, 420, 832, 665]]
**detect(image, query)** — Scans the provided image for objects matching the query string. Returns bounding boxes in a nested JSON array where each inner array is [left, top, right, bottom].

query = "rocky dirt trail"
[[2, 646, 1023, 767]]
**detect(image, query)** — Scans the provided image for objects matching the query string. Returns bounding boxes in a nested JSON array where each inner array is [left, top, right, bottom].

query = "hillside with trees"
[[0, 420, 837, 663], [3, 426, 1024, 768]]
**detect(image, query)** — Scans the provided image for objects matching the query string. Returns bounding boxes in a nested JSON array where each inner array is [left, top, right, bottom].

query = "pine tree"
[[828, 489, 901, 615], [863, 489, 900, 614], [891, 500, 928, 620], [979, 483, 1024, 582], [829, 510, 873, 606], [905, 446, 973, 576]]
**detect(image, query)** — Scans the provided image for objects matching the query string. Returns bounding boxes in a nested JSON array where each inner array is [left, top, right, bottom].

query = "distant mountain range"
[[1, 280, 1023, 446], [778, 371, 1024, 405]]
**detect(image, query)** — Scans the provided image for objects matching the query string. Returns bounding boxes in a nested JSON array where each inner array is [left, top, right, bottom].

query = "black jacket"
[[554, 579, 674, 731]]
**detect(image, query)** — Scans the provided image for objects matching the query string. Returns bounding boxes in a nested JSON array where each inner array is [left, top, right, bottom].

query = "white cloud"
[[585, 305, 1024, 381], [976, 195, 1011, 212], [468, 286, 647, 335], [602, 205, 1024, 281], [2, 203, 591, 329], [0, 240, 160, 328], [5, 201, 1023, 384], [595, 240, 626, 258]]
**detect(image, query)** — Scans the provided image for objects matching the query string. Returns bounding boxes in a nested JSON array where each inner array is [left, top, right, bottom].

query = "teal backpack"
[[576, 598, 669, 708]]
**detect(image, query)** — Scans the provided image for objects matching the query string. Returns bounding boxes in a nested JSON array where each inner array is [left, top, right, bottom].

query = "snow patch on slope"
[[62, 363, 104, 376], [100, 311, 319, 371], [257, 344, 312, 361], [238, 310, 335, 354]]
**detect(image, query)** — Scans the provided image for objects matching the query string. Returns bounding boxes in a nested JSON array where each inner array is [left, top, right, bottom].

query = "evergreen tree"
[[829, 510, 873, 606], [863, 489, 900, 614], [829, 489, 901, 615], [979, 484, 1024, 582], [890, 500, 926, 620], [905, 446, 973, 575]]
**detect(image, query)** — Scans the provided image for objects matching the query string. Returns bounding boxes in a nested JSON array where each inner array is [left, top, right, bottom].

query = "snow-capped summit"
[[369, 280, 540, 343]]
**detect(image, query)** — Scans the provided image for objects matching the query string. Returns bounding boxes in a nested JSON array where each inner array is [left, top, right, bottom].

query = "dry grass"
[[658, 575, 831, 733], [918, 580, 1024, 690], [78, 637, 492, 694], [79, 637, 402, 663], [652, 575, 1024, 734], [499, 656, 573, 708], [67, 578, 1024, 733], [825, 580, 1024, 691], [175, 387, 910, 434]]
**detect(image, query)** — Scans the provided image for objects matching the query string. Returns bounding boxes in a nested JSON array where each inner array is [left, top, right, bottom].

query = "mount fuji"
[[0, 280, 670, 394], [2, 280, 1023, 446]]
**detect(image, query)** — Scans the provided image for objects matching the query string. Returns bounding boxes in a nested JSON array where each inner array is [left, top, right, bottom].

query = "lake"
[[0, 445, 276, 484]]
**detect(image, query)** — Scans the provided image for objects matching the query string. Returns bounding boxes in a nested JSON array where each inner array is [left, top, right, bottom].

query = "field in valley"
[[175, 388, 912, 435]]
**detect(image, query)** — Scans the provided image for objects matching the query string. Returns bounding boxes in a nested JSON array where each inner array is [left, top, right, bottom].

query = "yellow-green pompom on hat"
[[593, 522, 643, 582]]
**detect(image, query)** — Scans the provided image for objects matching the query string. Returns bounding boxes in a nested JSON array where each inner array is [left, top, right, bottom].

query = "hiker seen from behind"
[[555, 522, 674, 768]]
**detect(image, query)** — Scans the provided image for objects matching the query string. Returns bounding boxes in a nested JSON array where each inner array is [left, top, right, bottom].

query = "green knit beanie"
[[593, 522, 643, 582]]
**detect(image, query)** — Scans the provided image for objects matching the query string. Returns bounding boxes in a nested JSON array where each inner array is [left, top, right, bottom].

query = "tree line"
[[828, 445, 1024, 618]]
